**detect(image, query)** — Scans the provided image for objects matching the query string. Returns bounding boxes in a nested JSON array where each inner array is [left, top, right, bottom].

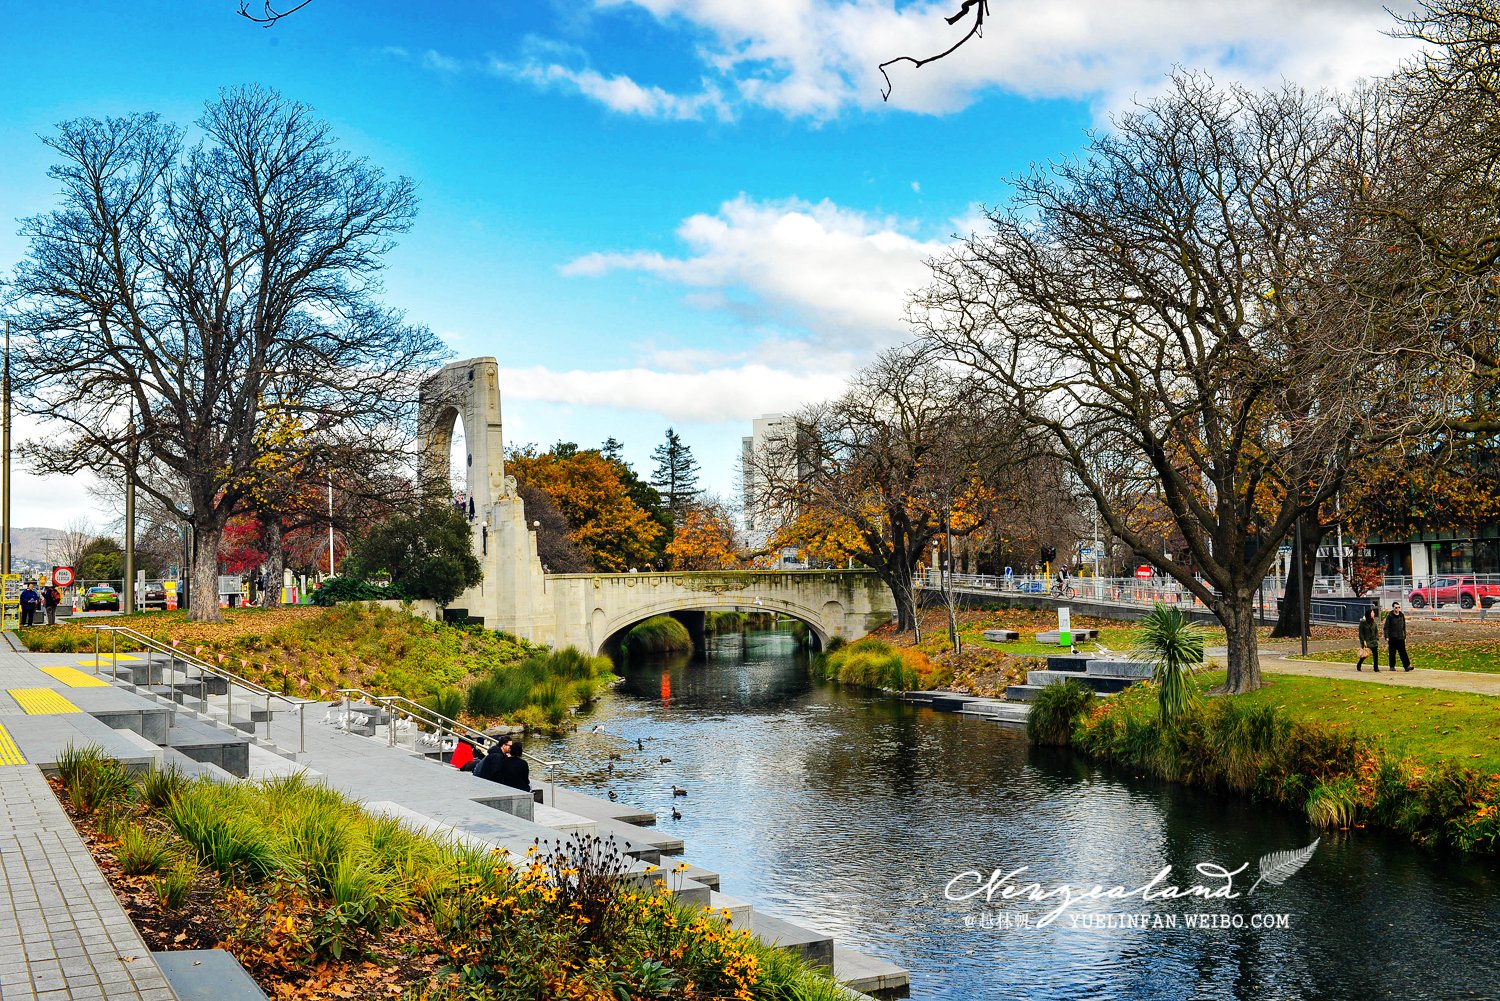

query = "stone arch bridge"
[[419, 358, 894, 655]]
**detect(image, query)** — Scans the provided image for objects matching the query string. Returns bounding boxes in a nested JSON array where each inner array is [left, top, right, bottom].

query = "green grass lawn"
[[1192, 670, 1500, 771], [1291, 640, 1500, 674]]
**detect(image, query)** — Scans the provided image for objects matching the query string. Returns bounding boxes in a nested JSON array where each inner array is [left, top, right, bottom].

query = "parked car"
[[82, 585, 120, 611], [143, 583, 168, 609], [1407, 576, 1500, 610]]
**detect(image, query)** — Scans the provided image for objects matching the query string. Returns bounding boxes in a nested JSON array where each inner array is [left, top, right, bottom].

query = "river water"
[[531, 629, 1500, 1000]]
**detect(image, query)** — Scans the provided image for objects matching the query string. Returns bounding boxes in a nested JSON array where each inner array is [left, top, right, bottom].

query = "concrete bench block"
[[981, 628, 1020, 641]]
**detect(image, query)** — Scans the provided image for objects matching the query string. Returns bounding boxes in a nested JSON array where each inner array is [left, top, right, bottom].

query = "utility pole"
[[326, 469, 335, 577], [2, 319, 10, 576], [122, 406, 136, 615], [1295, 519, 1308, 656]]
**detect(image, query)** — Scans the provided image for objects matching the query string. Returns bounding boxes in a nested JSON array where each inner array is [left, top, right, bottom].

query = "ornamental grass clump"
[[817, 637, 917, 690], [54, 743, 133, 815], [137, 763, 188, 810], [1026, 680, 1096, 746], [116, 824, 175, 875]]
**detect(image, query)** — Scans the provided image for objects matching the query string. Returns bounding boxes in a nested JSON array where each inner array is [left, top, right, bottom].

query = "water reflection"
[[533, 630, 1500, 1000]]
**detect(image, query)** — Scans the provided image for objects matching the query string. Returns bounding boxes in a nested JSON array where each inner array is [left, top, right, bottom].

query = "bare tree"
[[755, 346, 1021, 635], [914, 75, 1439, 693], [5, 87, 445, 621], [53, 517, 98, 572]]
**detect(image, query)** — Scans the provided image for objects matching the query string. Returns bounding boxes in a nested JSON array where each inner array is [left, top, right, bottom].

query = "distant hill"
[[9, 527, 64, 564]]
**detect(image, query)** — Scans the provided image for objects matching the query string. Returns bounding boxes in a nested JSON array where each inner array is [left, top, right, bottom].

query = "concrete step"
[[1086, 658, 1154, 679], [833, 945, 910, 997], [540, 785, 658, 827], [166, 714, 251, 778], [160, 746, 239, 784], [247, 743, 320, 781], [1026, 670, 1136, 694], [1043, 654, 1092, 672], [957, 699, 1030, 725], [751, 911, 834, 971], [679, 862, 719, 891], [531, 801, 599, 837], [708, 890, 753, 928], [153, 948, 267, 1001], [1004, 684, 1045, 702], [593, 814, 685, 856]]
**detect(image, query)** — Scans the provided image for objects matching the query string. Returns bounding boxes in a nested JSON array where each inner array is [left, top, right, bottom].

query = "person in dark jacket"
[[18, 583, 40, 627], [1384, 602, 1412, 672], [41, 583, 62, 625], [1356, 607, 1380, 672], [494, 738, 531, 794], [472, 737, 510, 784]]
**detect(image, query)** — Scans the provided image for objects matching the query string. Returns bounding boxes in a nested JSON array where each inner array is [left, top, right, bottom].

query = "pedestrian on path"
[[1385, 602, 1412, 672], [1356, 607, 1380, 672], [41, 583, 61, 625], [18, 582, 40, 627]]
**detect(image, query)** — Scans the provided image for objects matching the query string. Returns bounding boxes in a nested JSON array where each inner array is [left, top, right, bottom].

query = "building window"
[[1431, 540, 1473, 575]]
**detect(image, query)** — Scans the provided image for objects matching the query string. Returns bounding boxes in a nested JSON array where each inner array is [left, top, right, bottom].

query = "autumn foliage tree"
[[665, 499, 744, 570], [507, 444, 664, 572]]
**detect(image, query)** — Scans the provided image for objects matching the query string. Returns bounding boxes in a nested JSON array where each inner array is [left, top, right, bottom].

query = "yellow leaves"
[[665, 504, 743, 570], [508, 450, 663, 572]]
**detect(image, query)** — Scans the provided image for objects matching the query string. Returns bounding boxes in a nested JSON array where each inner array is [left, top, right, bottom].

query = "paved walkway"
[[1260, 655, 1500, 695], [0, 766, 177, 1001]]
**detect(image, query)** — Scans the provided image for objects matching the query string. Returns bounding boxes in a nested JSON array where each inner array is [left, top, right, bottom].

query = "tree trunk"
[[189, 523, 224, 623], [261, 521, 284, 609], [1217, 593, 1262, 693]]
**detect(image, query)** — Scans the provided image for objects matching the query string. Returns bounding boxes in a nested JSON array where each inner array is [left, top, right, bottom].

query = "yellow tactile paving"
[[7, 688, 82, 715], [39, 667, 109, 688], [0, 723, 24, 766]]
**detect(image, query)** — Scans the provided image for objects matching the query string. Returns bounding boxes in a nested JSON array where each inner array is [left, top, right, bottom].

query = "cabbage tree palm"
[[1135, 604, 1205, 723]]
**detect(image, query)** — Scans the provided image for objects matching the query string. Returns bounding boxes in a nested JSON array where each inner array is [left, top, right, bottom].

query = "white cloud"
[[488, 57, 733, 120], [562, 194, 950, 349], [588, 0, 1419, 118], [498, 364, 847, 422]]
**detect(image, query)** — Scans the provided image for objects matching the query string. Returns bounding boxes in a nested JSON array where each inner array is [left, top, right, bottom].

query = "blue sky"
[[1, 0, 1416, 532]]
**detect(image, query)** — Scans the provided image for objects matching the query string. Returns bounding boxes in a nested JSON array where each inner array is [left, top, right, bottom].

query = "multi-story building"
[[740, 413, 803, 554]]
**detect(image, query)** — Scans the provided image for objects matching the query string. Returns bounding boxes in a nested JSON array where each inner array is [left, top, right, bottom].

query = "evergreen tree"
[[650, 428, 702, 522]]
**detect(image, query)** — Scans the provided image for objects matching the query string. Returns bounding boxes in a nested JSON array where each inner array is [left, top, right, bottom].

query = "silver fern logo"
[[1248, 838, 1320, 895]]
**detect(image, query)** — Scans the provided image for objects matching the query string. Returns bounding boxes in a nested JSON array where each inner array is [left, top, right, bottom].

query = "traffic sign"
[[52, 566, 75, 587], [1135, 565, 1153, 580]]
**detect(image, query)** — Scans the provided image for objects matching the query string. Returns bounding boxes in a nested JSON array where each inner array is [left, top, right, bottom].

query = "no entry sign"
[[1135, 565, 1153, 580]]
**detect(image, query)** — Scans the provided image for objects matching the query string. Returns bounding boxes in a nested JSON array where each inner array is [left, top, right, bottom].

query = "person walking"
[[1356, 607, 1380, 672], [1384, 601, 1412, 672], [41, 582, 61, 625], [18, 582, 40, 627]]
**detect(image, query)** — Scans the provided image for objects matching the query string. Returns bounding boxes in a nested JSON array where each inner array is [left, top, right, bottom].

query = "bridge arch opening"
[[597, 606, 828, 663]]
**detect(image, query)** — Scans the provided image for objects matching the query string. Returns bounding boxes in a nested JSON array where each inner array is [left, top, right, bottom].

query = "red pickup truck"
[[1407, 576, 1500, 610]]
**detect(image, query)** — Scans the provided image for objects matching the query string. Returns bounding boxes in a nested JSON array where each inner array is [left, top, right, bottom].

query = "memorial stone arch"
[[414, 358, 894, 656]]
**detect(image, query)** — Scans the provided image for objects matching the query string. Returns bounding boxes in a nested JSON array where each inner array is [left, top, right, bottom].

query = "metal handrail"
[[334, 687, 561, 802], [86, 625, 306, 755]]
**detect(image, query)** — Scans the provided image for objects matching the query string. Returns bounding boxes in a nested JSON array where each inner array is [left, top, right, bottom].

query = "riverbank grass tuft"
[[624, 615, 694, 655]]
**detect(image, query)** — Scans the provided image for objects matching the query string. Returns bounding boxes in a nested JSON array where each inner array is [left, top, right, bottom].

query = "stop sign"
[[1135, 565, 1153, 580], [52, 566, 75, 587]]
